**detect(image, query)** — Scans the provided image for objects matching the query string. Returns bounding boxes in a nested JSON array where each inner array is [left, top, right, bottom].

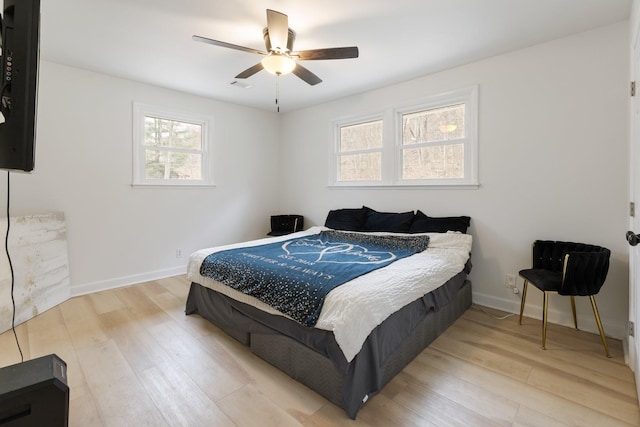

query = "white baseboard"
[[70, 265, 188, 297], [472, 290, 626, 340]]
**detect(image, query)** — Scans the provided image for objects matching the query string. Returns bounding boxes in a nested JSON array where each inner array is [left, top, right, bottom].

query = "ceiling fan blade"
[[292, 46, 359, 61], [235, 62, 264, 79], [266, 9, 289, 52], [292, 64, 322, 86], [192, 35, 267, 56]]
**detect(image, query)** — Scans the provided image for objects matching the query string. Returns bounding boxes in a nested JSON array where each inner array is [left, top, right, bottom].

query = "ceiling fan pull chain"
[[276, 72, 280, 112]]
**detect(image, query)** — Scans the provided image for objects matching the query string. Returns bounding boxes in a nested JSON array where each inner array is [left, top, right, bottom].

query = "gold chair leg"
[[519, 280, 528, 325], [542, 291, 549, 350], [589, 295, 611, 358], [570, 296, 578, 330]]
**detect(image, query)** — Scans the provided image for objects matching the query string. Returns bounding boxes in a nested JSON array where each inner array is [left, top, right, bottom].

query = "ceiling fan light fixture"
[[261, 54, 296, 75]]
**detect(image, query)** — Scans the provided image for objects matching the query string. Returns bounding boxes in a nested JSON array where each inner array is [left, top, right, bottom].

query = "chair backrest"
[[532, 240, 610, 296]]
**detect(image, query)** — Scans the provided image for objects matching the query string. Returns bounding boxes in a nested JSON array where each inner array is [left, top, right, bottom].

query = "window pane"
[[402, 104, 464, 145], [339, 120, 383, 152], [144, 116, 202, 150], [338, 152, 381, 181], [145, 150, 203, 180], [402, 144, 464, 179]]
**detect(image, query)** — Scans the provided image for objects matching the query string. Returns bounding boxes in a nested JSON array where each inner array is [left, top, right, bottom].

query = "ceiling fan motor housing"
[[263, 28, 296, 53]]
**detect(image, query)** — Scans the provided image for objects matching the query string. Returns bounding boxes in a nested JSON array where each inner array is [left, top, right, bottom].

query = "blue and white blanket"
[[199, 230, 430, 327]]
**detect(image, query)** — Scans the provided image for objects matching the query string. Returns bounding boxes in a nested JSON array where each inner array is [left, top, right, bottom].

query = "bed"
[[185, 207, 472, 419]]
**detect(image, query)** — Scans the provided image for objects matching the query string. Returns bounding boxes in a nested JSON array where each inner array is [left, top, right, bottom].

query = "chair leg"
[[589, 296, 611, 358], [519, 280, 528, 325], [542, 291, 549, 350], [570, 296, 578, 330]]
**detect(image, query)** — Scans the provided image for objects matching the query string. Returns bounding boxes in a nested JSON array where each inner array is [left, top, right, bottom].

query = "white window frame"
[[329, 112, 387, 186], [395, 86, 478, 186], [132, 102, 214, 188], [328, 86, 478, 188]]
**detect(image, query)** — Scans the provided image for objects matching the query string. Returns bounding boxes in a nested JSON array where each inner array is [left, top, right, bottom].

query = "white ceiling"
[[40, 0, 632, 113]]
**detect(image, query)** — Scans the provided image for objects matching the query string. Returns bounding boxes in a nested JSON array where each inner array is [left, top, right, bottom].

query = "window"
[[398, 99, 472, 184], [133, 103, 214, 187], [336, 118, 384, 182], [329, 86, 478, 187]]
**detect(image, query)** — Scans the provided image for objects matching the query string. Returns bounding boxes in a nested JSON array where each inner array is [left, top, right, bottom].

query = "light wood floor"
[[1, 275, 638, 426]]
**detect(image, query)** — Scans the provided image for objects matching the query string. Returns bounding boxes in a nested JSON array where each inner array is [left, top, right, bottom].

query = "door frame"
[[629, 3, 640, 401]]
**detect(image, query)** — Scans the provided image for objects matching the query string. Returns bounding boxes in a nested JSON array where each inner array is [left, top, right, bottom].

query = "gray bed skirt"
[[185, 271, 471, 419]]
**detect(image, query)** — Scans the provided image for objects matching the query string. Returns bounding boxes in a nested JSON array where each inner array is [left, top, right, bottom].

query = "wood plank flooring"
[[0, 275, 638, 426]]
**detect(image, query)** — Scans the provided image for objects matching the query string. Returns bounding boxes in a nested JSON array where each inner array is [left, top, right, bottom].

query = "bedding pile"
[[187, 226, 472, 362]]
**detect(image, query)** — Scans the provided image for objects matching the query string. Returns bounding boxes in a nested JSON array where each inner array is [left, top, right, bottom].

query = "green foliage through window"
[[143, 117, 203, 180], [133, 103, 213, 186]]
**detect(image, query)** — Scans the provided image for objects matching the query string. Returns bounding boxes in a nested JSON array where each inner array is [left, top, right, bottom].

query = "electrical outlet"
[[176, 249, 182, 258], [505, 274, 516, 288]]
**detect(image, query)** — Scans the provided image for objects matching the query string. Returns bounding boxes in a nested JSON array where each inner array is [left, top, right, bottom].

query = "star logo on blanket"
[[281, 238, 397, 264]]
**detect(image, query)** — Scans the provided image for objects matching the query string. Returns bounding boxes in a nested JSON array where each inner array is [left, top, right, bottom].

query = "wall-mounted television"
[[0, 0, 40, 172]]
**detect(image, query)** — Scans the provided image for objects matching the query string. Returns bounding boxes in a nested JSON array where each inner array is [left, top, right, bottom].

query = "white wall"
[[0, 61, 281, 296], [279, 22, 631, 338]]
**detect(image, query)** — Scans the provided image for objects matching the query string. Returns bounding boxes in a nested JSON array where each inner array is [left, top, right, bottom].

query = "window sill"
[[131, 183, 216, 189], [327, 183, 480, 190]]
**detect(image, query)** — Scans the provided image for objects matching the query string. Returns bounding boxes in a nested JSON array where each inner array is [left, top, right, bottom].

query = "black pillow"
[[324, 208, 367, 231], [361, 206, 415, 233], [410, 210, 471, 233]]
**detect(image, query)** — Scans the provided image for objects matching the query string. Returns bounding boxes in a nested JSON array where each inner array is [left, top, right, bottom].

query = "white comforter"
[[187, 226, 472, 362]]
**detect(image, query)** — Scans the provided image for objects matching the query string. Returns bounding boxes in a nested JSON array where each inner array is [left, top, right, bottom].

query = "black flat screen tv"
[[0, 0, 40, 172]]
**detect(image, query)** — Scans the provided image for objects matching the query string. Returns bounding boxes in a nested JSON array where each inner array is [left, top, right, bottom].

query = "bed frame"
[[185, 269, 471, 419]]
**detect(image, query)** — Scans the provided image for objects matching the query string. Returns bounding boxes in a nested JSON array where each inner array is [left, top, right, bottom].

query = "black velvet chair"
[[518, 240, 611, 357], [267, 215, 304, 236]]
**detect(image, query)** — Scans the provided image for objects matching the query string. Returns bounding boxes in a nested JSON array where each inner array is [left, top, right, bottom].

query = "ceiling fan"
[[193, 9, 359, 86]]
